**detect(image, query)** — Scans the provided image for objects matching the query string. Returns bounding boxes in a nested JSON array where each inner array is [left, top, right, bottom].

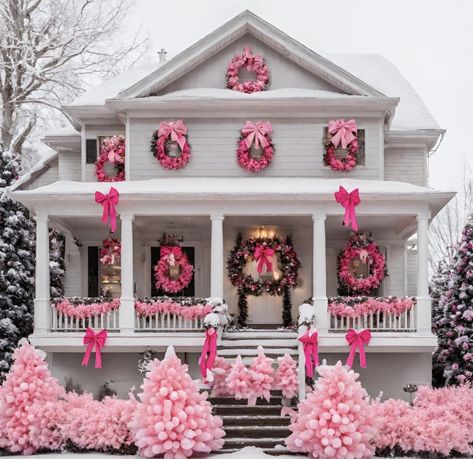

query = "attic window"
[[323, 128, 365, 166]]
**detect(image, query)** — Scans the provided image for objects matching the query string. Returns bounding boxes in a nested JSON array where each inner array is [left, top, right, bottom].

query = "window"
[[87, 246, 99, 296], [86, 139, 98, 164]]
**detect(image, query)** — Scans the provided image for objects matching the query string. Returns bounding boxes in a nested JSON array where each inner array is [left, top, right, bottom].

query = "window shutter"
[[86, 139, 98, 164], [88, 246, 99, 297]]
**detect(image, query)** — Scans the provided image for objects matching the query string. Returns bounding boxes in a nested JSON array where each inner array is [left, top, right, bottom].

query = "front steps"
[[210, 391, 297, 456]]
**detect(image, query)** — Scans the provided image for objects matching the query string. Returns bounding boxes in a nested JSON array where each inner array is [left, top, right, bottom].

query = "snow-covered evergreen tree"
[[49, 229, 65, 299], [434, 219, 473, 385]]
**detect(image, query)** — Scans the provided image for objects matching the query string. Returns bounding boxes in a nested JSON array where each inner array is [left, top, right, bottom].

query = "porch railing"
[[135, 313, 204, 331], [50, 305, 120, 332]]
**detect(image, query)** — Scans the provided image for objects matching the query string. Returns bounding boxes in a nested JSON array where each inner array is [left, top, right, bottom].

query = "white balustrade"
[[50, 305, 120, 332], [135, 312, 204, 331]]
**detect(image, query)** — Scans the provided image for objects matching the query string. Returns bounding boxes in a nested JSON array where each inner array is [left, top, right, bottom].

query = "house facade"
[[11, 11, 453, 401]]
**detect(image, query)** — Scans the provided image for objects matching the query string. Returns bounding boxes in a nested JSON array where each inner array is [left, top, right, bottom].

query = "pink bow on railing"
[[95, 187, 119, 233], [298, 330, 319, 378], [82, 328, 108, 369], [328, 119, 358, 149], [199, 327, 218, 379], [254, 245, 275, 274], [160, 246, 182, 267], [241, 121, 272, 150], [334, 186, 360, 232], [158, 120, 188, 150], [345, 328, 371, 368]]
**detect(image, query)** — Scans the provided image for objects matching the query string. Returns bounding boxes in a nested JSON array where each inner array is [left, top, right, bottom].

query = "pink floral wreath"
[[324, 119, 359, 172], [337, 232, 386, 295], [151, 120, 191, 170], [95, 135, 125, 182], [154, 246, 194, 294], [237, 121, 274, 172], [226, 47, 270, 93], [99, 237, 121, 266]]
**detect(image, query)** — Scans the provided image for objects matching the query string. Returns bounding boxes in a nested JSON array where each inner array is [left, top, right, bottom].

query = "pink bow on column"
[[95, 187, 119, 233], [345, 328, 371, 368], [328, 119, 358, 149], [160, 246, 182, 267], [254, 245, 275, 274], [199, 327, 218, 379], [158, 120, 188, 150], [334, 186, 361, 231], [82, 328, 108, 369], [241, 121, 272, 150], [298, 330, 319, 378]]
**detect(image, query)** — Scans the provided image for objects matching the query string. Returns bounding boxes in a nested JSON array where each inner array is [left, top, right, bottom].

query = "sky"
[[124, 0, 473, 192]]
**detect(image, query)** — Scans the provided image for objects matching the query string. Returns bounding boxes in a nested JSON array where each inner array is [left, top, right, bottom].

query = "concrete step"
[[209, 395, 284, 406], [221, 415, 290, 426], [215, 447, 297, 456], [218, 348, 298, 357], [224, 330, 297, 340], [214, 404, 283, 416], [222, 438, 286, 450], [224, 425, 290, 439]]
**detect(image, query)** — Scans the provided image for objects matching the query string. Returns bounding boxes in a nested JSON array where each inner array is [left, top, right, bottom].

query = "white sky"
[[124, 0, 473, 192]]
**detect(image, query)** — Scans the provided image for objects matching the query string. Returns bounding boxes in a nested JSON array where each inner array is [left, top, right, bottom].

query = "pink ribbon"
[[160, 246, 182, 266], [95, 187, 119, 233], [328, 119, 358, 149], [199, 327, 218, 378], [82, 328, 108, 369], [241, 121, 272, 150], [158, 120, 188, 150], [298, 330, 319, 378], [334, 186, 360, 232], [345, 328, 371, 368], [254, 245, 274, 274]]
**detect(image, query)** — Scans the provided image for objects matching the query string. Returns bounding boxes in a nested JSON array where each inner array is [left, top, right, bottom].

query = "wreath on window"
[[323, 119, 359, 172], [227, 234, 301, 327], [337, 232, 386, 295], [237, 121, 274, 172], [226, 47, 270, 93], [151, 120, 191, 170], [154, 239, 193, 294], [95, 135, 125, 182], [99, 237, 121, 266]]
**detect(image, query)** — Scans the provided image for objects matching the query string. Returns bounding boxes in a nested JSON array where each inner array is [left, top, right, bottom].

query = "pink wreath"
[[154, 246, 194, 294], [151, 120, 191, 170], [226, 47, 270, 93], [95, 135, 125, 182], [99, 237, 121, 266], [337, 233, 386, 294], [237, 121, 274, 172], [324, 119, 359, 172]]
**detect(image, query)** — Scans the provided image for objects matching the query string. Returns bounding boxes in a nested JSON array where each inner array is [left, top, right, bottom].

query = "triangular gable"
[[118, 10, 386, 99]]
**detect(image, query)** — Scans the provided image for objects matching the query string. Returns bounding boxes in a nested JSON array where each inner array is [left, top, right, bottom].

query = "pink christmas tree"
[[274, 353, 298, 399], [226, 355, 253, 402], [210, 357, 231, 397], [0, 340, 65, 454], [248, 346, 274, 406], [286, 361, 377, 459], [130, 346, 225, 458]]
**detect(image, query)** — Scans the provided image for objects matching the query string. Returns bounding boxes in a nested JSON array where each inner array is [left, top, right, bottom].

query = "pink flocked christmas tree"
[[0, 340, 65, 454], [286, 361, 377, 459], [210, 357, 231, 397], [130, 346, 225, 459], [248, 346, 274, 406], [226, 355, 253, 402], [274, 353, 298, 400]]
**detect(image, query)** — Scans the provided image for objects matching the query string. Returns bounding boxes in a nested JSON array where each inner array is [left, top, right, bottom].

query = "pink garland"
[[237, 121, 274, 172], [226, 47, 270, 93], [154, 249, 193, 294], [328, 296, 416, 319], [95, 135, 125, 182], [53, 298, 120, 319], [99, 237, 121, 266], [135, 299, 212, 320]]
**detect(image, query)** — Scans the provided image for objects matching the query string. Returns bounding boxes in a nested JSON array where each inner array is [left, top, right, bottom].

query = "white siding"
[[63, 234, 82, 297], [384, 147, 427, 186], [58, 151, 81, 181], [129, 118, 382, 179], [24, 159, 59, 190], [407, 248, 417, 296]]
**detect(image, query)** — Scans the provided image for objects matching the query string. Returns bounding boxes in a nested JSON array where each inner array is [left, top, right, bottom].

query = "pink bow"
[[254, 245, 275, 274], [95, 187, 119, 233], [298, 330, 319, 378], [199, 327, 218, 379], [241, 121, 272, 150], [158, 120, 188, 150], [328, 119, 358, 149], [334, 186, 360, 231], [82, 328, 108, 369], [345, 328, 371, 368], [161, 246, 182, 266]]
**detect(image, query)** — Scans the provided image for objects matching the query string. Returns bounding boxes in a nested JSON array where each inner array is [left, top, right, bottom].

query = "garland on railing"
[[52, 297, 120, 319], [134, 297, 212, 320], [328, 296, 416, 319]]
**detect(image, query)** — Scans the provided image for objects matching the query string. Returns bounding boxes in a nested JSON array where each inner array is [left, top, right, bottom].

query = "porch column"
[[312, 213, 329, 332], [34, 213, 50, 334], [210, 214, 224, 298], [416, 213, 431, 333], [120, 213, 135, 334]]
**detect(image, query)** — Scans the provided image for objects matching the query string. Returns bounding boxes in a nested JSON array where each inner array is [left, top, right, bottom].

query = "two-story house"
[[11, 11, 453, 401]]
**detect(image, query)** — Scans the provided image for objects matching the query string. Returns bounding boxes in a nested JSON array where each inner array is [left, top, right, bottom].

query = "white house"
[[11, 10, 453, 402]]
